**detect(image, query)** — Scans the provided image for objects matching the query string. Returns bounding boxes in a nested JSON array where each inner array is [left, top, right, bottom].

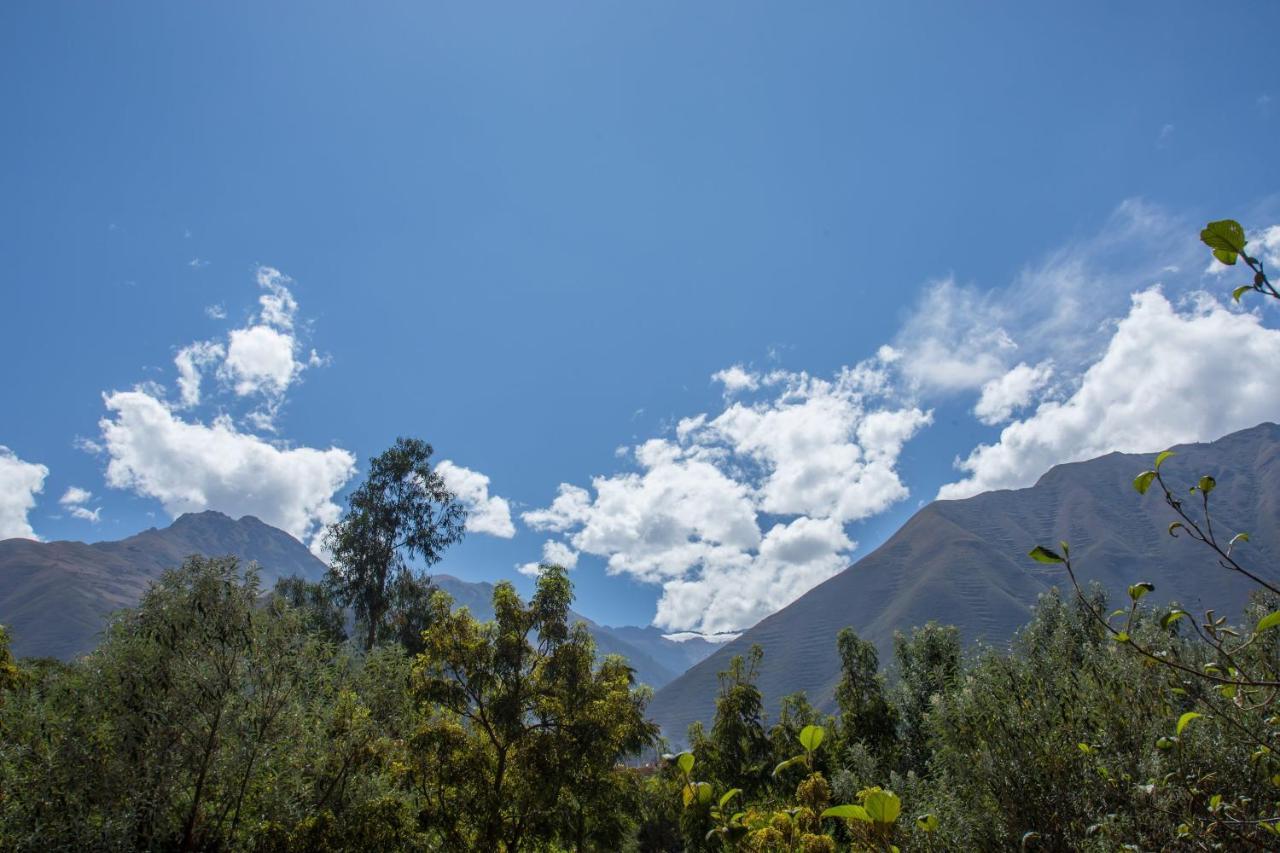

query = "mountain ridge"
[[646, 422, 1280, 745]]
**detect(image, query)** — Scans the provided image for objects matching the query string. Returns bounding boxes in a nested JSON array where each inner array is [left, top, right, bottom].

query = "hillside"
[[0, 511, 330, 659], [647, 422, 1280, 745], [0, 513, 719, 685]]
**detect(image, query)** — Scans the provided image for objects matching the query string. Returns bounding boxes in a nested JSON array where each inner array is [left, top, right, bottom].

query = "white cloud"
[[892, 200, 1199, 397], [940, 287, 1280, 499], [973, 361, 1054, 425], [174, 340, 225, 407], [0, 447, 48, 540], [711, 365, 760, 395], [59, 486, 101, 523], [221, 325, 298, 397], [99, 390, 355, 551], [517, 539, 580, 577], [168, 266, 318, 429], [523, 353, 928, 634], [436, 460, 515, 539]]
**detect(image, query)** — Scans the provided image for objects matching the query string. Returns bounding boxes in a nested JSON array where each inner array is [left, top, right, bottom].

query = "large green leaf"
[[1201, 220, 1247, 256], [772, 755, 805, 778], [1176, 712, 1202, 736], [676, 752, 694, 775], [1028, 546, 1064, 564], [1133, 470, 1157, 495], [1198, 475, 1216, 495], [1128, 582, 1155, 601], [822, 804, 870, 821], [1154, 450, 1176, 470], [1256, 610, 1280, 634], [799, 724, 825, 753], [719, 788, 741, 810], [863, 789, 902, 824]]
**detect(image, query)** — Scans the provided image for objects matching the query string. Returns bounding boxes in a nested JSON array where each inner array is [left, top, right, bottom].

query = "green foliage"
[[410, 564, 657, 850], [324, 436, 466, 651]]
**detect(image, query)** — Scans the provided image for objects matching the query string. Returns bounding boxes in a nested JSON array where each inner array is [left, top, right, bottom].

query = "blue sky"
[[2, 2, 1279, 631]]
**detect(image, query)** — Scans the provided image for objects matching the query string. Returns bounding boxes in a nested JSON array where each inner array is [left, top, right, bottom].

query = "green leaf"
[[1176, 712, 1202, 736], [681, 783, 696, 807], [1214, 247, 1239, 265], [696, 781, 714, 805], [822, 804, 870, 822], [1133, 470, 1157, 495], [1167, 522, 1185, 537], [1201, 220, 1248, 254], [798, 724, 824, 753], [1077, 742, 1094, 754], [1028, 546, 1064, 564], [1155, 736, 1177, 750], [863, 789, 902, 824], [1154, 450, 1175, 470], [1256, 611, 1280, 634], [771, 755, 805, 778], [1233, 284, 1252, 302], [1161, 609, 1187, 629], [1230, 532, 1250, 547], [676, 752, 694, 775], [916, 813, 939, 832], [1197, 475, 1216, 494], [1128, 582, 1155, 601], [1114, 632, 1130, 644], [719, 788, 741, 810]]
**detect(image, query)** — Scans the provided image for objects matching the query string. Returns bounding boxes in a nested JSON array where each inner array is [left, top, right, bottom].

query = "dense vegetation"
[[0, 221, 1277, 850]]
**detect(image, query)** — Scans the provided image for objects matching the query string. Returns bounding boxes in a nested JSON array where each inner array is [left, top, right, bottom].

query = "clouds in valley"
[[522, 202, 1280, 635], [0, 447, 49, 540], [524, 354, 931, 635]]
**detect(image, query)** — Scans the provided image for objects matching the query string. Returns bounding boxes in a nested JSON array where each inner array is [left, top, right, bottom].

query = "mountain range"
[[4, 423, 1278, 742], [646, 422, 1280, 745], [0, 510, 718, 686]]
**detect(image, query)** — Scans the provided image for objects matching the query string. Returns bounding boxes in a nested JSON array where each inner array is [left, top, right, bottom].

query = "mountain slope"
[[0, 511, 330, 659], [647, 423, 1280, 745], [0, 513, 719, 686]]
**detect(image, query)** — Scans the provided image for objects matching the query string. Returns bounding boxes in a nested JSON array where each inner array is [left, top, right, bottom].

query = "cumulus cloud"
[[516, 539, 580, 577], [524, 353, 929, 634], [100, 390, 356, 550], [0, 447, 48, 540], [940, 288, 1280, 499], [436, 460, 516, 539], [95, 267, 358, 553], [973, 361, 1055, 426], [171, 266, 320, 429], [711, 365, 761, 395], [59, 486, 101, 523]]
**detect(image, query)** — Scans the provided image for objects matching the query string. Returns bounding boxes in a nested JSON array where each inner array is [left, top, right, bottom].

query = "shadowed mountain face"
[[0, 511, 330, 659], [647, 423, 1280, 746], [0, 512, 720, 686]]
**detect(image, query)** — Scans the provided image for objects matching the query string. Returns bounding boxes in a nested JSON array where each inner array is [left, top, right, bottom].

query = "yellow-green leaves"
[[1029, 546, 1064, 564], [1201, 219, 1248, 266], [1256, 610, 1280, 634], [798, 724, 824, 753], [862, 788, 902, 823], [1128, 582, 1154, 602], [718, 788, 741, 810], [1176, 712, 1202, 736], [1154, 450, 1175, 470], [682, 781, 713, 807], [822, 804, 869, 821], [1233, 284, 1253, 302], [771, 755, 805, 778], [916, 813, 939, 832], [1197, 475, 1216, 495], [676, 751, 694, 775], [1134, 470, 1157, 495], [1161, 609, 1187, 629]]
